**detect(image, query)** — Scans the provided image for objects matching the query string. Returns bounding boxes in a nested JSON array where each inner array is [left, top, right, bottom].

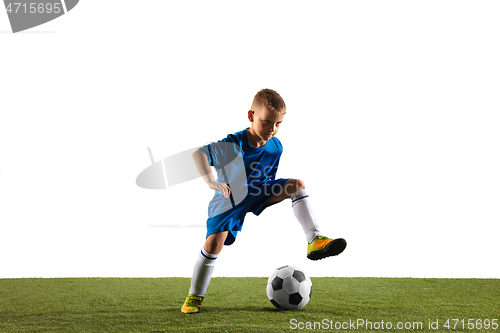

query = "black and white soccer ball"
[[266, 265, 312, 310]]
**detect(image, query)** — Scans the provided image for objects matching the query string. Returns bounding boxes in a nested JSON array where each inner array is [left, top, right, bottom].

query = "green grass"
[[0, 277, 498, 332]]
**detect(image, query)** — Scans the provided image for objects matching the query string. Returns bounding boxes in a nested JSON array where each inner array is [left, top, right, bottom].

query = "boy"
[[181, 89, 346, 314]]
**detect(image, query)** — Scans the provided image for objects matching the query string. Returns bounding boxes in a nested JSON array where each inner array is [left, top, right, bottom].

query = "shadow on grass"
[[165, 306, 280, 314], [204, 306, 282, 313], [165, 304, 316, 316]]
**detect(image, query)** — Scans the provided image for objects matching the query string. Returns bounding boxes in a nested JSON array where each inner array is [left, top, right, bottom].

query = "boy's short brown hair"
[[251, 89, 286, 114]]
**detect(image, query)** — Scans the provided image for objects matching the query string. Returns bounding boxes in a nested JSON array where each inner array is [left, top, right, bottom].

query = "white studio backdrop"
[[0, 1, 499, 279]]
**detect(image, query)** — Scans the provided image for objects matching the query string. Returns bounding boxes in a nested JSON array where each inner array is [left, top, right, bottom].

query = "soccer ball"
[[266, 265, 312, 310]]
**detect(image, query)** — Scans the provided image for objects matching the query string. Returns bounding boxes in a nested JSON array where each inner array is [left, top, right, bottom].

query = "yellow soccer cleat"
[[307, 236, 347, 261], [181, 294, 204, 314]]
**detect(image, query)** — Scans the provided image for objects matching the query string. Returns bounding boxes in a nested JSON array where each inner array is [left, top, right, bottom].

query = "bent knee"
[[285, 179, 306, 196], [204, 242, 224, 255], [204, 232, 228, 254]]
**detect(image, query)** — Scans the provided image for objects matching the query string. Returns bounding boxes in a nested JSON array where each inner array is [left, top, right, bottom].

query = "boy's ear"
[[248, 110, 255, 122]]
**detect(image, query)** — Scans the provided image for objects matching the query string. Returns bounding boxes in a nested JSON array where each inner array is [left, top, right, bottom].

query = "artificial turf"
[[0, 277, 498, 332]]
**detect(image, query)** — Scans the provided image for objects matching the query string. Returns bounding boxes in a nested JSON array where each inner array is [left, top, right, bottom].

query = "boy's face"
[[248, 105, 285, 141]]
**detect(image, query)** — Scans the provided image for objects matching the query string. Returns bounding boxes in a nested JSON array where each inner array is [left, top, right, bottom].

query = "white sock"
[[291, 189, 321, 243], [188, 248, 217, 297]]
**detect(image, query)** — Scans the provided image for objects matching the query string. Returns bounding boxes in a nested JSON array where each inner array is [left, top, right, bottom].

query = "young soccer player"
[[181, 89, 347, 314]]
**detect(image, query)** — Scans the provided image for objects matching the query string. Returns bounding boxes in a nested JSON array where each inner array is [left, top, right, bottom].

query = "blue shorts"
[[206, 178, 290, 245]]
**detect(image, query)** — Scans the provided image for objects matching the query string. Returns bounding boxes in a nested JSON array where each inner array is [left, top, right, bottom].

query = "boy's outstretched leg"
[[181, 231, 227, 314], [264, 179, 347, 260], [290, 188, 347, 260]]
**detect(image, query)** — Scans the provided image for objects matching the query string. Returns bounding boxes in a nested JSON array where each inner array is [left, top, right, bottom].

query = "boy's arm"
[[192, 149, 231, 198]]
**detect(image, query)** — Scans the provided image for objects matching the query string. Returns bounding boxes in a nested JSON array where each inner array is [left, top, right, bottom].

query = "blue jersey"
[[198, 128, 283, 219]]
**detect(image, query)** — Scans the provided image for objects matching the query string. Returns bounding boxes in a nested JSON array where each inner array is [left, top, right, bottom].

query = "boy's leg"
[[263, 179, 346, 260], [260, 178, 305, 207], [263, 179, 320, 241], [189, 232, 226, 296], [181, 231, 227, 314], [203, 231, 228, 255]]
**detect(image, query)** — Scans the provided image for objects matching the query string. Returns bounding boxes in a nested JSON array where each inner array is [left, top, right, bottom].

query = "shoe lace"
[[313, 236, 329, 243], [186, 297, 202, 307]]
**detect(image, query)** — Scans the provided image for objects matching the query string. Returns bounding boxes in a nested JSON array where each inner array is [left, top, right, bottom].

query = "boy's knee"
[[204, 241, 223, 255], [204, 232, 228, 254], [285, 179, 306, 196]]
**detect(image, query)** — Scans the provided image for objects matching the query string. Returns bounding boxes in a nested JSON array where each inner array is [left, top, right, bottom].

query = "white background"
[[1, 1, 499, 279]]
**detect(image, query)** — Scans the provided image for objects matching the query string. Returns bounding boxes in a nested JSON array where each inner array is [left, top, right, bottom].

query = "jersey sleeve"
[[198, 144, 215, 166], [198, 134, 242, 169]]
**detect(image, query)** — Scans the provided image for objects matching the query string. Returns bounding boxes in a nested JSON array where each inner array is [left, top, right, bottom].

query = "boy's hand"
[[208, 181, 231, 198]]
